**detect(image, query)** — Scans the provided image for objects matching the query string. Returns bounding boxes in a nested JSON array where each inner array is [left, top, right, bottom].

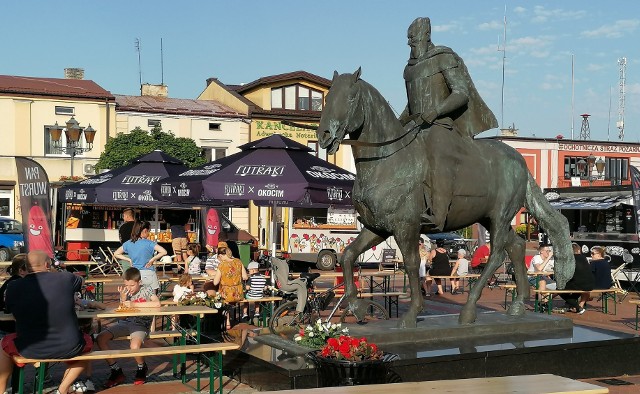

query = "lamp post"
[[49, 117, 97, 178], [577, 154, 605, 186]]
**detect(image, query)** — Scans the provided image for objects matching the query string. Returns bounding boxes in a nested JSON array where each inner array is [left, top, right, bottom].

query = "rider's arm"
[[429, 66, 470, 121]]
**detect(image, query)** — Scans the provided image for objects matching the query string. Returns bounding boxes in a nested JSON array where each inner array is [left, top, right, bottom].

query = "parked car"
[[426, 232, 467, 259], [0, 217, 25, 261]]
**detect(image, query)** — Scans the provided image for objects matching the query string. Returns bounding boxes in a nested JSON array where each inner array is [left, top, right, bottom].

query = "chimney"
[[64, 68, 85, 80], [141, 83, 168, 97]]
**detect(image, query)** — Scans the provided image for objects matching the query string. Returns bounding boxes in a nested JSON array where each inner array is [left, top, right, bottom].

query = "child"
[[173, 273, 194, 302], [96, 267, 160, 387], [242, 261, 267, 322], [204, 246, 219, 276], [184, 244, 202, 275], [450, 249, 470, 294]]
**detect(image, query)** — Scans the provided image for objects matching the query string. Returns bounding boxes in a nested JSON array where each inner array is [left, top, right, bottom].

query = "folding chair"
[[100, 246, 123, 275], [107, 246, 126, 274], [87, 250, 109, 276], [611, 261, 629, 301]]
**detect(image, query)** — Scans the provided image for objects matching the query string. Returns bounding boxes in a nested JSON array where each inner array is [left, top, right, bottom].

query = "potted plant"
[[307, 334, 394, 387]]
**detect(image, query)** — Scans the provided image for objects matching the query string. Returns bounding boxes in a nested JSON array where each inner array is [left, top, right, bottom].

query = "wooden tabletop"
[[429, 274, 481, 279], [260, 374, 608, 394], [0, 304, 218, 322], [158, 275, 213, 282], [84, 276, 122, 283], [60, 261, 100, 266]]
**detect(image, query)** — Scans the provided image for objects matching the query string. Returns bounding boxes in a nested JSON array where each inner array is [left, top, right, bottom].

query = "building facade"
[[198, 71, 355, 245], [0, 74, 115, 219]]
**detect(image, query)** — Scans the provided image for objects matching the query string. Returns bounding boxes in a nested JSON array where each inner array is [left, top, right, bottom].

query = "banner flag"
[[15, 157, 54, 258], [630, 165, 640, 235]]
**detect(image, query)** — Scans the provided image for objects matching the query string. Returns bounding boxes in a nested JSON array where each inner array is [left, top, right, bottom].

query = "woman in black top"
[[590, 246, 612, 290], [430, 247, 451, 295], [560, 244, 595, 314]]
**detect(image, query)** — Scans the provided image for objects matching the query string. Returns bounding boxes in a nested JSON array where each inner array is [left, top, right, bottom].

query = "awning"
[[545, 194, 631, 210]]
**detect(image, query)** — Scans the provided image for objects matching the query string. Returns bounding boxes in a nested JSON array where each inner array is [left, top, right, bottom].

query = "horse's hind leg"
[[504, 229, 528, 316], [459, 224, 507, 324]]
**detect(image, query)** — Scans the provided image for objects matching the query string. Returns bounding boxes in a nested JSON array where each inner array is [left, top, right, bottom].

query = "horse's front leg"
[[340, 228, 384, 318]]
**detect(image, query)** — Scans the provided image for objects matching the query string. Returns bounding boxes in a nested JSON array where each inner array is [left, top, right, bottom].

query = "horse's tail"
[[524, 172, 575, 288]]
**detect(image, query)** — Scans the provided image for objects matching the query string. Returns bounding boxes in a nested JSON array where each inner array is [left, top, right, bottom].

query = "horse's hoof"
[[459, 305, 477, 324], [398, 316, 417, 329], [507, 301, 526, 316]]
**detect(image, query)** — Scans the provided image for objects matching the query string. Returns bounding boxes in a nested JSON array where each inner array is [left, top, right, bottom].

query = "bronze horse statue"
[[317, 69, 575, 328]]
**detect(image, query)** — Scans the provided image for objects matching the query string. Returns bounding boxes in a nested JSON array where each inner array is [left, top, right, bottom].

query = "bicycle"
[[268, 258, 389, 336]]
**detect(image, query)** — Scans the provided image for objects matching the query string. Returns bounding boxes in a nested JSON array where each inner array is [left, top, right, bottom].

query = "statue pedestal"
[[346, 311, 573, 347]]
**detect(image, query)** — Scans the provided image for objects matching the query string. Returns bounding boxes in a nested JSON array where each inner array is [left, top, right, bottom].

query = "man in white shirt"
[[528, 245, 556, 312]]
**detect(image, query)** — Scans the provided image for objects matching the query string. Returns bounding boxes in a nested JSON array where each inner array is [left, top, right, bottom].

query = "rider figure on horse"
[[398, 17, 498, 231]]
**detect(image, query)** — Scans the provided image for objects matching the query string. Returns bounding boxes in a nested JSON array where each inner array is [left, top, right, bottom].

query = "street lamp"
[[577, 154, 605, 186], [49, 116, 96, 178]]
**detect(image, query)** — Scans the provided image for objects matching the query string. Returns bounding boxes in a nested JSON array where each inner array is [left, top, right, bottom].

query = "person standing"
[[0, 251, 92, 394], [399, 16, 497, 230], [429, 246, 450, 295], [118, 208, 136, 272], [170, 213, 189, 263], [114, 221, 166, 293]]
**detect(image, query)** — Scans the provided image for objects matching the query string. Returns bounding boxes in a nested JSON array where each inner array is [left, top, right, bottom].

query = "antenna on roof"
[[160, 38, 164, 86], [135, 38, 142, 88]]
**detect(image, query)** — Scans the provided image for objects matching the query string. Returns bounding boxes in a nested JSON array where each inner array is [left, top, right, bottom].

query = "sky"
[[3, 1, 640, 142]]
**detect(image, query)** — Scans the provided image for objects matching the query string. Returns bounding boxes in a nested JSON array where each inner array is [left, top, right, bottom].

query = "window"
[[271, 84, 323, 111], [55, 106, 75, 116], [44, 126, 85, 156], [209, 123, 221, 131], [605, 157, 629, 183], [564, 156, 585, 179], [204, 148, 226, 162], [307, 141, 327, 161], [148, 119, 161, 128]]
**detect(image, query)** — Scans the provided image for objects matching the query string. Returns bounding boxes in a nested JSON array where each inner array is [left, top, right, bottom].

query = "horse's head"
[[317, 68, 364, 154]]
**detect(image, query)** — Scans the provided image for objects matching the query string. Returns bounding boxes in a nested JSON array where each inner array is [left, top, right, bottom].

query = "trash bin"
[[237, 241, 252, 267]]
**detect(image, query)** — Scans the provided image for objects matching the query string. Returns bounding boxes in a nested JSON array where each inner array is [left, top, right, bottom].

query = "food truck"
[[545, 185, 639, 269], [277, 206, 398, 270]]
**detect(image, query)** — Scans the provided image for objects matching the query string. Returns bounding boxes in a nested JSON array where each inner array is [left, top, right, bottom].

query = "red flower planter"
[[307, 351, 390, 387]]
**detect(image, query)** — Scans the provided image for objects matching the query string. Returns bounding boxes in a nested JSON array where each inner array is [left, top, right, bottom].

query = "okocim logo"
[[306, 166, 355, 180]]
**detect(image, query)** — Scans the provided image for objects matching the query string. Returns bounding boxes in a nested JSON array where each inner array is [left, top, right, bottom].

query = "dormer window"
[[271, 84, 323, 111]]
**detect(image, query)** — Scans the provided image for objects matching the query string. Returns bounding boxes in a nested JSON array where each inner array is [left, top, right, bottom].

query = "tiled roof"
[[115, 94, 244, 118], [0, 75, 114, 100], [232, 71, 332, 93]]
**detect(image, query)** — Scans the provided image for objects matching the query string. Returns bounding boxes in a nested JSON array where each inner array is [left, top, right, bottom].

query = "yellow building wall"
[[197, 83, 249, 115]]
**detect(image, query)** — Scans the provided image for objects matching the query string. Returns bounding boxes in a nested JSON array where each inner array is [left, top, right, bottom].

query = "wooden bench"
[[628, 298, 640, 330], [358, 292, 407, 317], [429, 274, 481, 294], [500, 283, 518, 310], [259, 374, 608, 393], [534, 288, 622, 315], [13, 342, 240, 394], [231, 296, 284, 326]]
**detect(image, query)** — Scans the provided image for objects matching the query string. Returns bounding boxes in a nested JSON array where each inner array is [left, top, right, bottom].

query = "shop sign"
[[236, 165, 284, 177], [559, 143, 640, 153], [253, 121, 319, 141]]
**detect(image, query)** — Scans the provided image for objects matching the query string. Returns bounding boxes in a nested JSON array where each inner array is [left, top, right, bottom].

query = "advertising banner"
[[630, 166, 640, 235], [15, 157, 54, 257]]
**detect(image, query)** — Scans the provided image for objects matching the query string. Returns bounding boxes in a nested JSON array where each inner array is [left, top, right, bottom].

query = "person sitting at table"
[[184, 243, 202, 275], [0, 250, 92, 394], [560, 243, 595, 315], [470, 243, 490, 273], [114, 221, 167, 295], [173, 273, 194, 302], [590, 246, 613, 290], [0, 254, 28, 335], [450, 249, 469, 295], [212, 246, 248, 329], [242, 261, 267, 322], [96, 267, 160, 387], [429, 245, 451, 295], [419, 239, 433, 298], [528, 245, 556, 312]]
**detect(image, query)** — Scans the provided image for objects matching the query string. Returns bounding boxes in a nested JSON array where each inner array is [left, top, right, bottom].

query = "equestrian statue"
[[315, 17, 575, 328]]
